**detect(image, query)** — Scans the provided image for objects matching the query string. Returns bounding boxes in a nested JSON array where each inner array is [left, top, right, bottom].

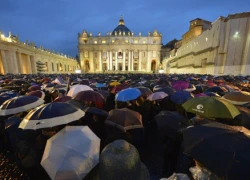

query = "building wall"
[[162, 13, 250, 75], [0, 33, 78, 75], [78, 30, 162, 73]]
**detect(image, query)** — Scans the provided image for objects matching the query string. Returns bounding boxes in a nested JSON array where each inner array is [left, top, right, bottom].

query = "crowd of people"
[[0, 73, 250, 180]]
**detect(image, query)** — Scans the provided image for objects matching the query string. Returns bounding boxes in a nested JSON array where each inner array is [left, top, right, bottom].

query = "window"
[[125, 40, 128, 43], [52, 63, 54, 71], [112, 40, 115, 43], [143, 40, 146, 44], [84, 40, 87, 44], [134, 40, 138, 43], [102, 40, 106, 44], [94, 40, 97, 44]]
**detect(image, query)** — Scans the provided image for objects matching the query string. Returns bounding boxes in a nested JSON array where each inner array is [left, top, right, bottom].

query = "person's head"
[[99, 140, 150, 180]]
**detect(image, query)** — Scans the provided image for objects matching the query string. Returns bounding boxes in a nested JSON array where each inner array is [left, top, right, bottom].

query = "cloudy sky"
[[1, 0, 249, 57]]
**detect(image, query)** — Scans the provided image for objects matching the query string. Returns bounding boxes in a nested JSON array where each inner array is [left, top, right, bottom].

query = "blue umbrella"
[[0, 95, 12, 106], [0, 91, 20, 98], [115, 88, 141, 102], [96, 83, 106, 88], [170, 91, 194, 105], [19, 102, 86, 130]]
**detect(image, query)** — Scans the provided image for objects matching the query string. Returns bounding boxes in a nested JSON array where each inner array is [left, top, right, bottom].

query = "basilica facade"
[[78, 16, 162, 73]]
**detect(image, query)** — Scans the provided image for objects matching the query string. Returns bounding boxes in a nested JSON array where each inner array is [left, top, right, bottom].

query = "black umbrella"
[[136, 86, 153, 98], [155, 111, 189, 141], [204, 86, 228, 96], [83, 107, 108, 118], [183, 122, 250, 180], [19, 102, 85, 130], [233, 106, 250, 129], [154, 86, 176, 95], [0, 96, 44, 116]]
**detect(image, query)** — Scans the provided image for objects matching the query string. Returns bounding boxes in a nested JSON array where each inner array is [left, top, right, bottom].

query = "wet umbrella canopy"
[[19, 102, 85, 130], [183, 122, 250, 180], [41, 126, 100, 180], [106, 108, 143, 132], [182, 96, 240, 119], [0, 96, 44, 116]]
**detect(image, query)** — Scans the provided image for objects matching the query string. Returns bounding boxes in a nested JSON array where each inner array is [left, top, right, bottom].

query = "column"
[[99, 51, 102, 71], [1, 50, 9, 74], [139, 51, 142, 71], [131, 51, 134, 71], [107, 51, 110, 71], [12, 51, 19, 74], [110, 51, 113, 70], [122, 50, 125, 71], [115, 51, 118, 70], [17, 52, 23, 74], [27, 55, 32, 74], [30, 55, 37, 74], [89, 51, 94, 72], [79, 51, 85, 72], [147, 51, 152, 72], [128, 50, 131, 71]]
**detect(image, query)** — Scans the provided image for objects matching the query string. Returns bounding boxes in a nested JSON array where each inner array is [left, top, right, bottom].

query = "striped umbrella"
[[19, 102, 85, 130], [0, 96, 44, 116]]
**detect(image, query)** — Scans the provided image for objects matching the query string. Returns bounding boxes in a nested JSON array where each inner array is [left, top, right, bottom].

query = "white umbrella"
[[147, 92, 168, 101], [41, 126, 100, 180], [67, 85, 93, 97]]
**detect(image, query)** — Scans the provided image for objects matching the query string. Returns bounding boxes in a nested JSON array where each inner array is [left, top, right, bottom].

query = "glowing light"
[[235, 32, 239, 35], [1, 34, 5, 38], [75, 69, 81, 74], [206, 37, 208, 41]]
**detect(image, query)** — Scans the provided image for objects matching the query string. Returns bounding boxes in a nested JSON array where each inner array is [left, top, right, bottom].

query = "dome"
[[112, 16, 131, 36]]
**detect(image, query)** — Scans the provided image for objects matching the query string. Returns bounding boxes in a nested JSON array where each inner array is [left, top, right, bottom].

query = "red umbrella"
[[53, 96, 72, 102], [26, 90, 45, 99], [110, 85, 127, 94], [28, 85, 41, 91], [73, 90, 104, 102]]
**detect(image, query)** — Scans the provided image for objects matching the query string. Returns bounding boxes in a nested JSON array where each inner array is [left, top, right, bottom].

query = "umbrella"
[[233, 106, 250, 129], [170, 91, 194, 105], [53, 96, 72, 102], [203, 91, 220, 97], [183, 122, 250, 180], [0, 95, 12, 106], [0, 96, 44, 116], [154, 86, 176, 95], [0, 91, 20, 98], [84, 107, 108, 118], [28, 85, 41, 91], [221, 91, 250, 105], [115, 88, 141, 102], [18, 102, 85, 130], [73, 90, 104, 102], [171, 81, 189, 91], [136, 87, 152, 97], [67, 85, 93, 97], [204, 86, 228, 96], [110, 85, 127, 94], [106, 108, 143, 132], [182, 96, 240, 119], [67, 99, 87, 111], [110, 81, 120, 86], [41, 126, 100, 180], [26, 90, 45, 99], [155, 111, 189, 141], [194, 93, 208, 98], [147, 92, 168, 101], [96, 83, 106, 88]]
